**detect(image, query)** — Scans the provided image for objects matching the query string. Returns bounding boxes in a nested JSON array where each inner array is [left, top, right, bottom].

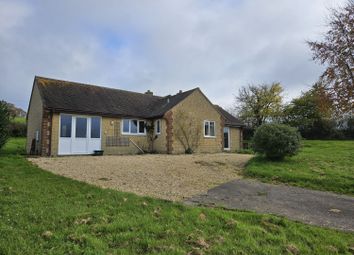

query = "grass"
[[10, 116, 26, 124], [244, 140, 354, 196], [0, 138, 353, 254]]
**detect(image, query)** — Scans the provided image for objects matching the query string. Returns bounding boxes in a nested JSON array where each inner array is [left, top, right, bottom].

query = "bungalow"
[[26, 76, 243, 156]]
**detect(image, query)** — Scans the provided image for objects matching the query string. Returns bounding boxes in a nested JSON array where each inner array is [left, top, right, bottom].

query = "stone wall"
[[26, 84, 43, 154], [169, 89, 223, 154]]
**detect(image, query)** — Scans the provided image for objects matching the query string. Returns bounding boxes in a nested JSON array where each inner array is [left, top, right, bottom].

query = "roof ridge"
[[35, 76, 163, 99]]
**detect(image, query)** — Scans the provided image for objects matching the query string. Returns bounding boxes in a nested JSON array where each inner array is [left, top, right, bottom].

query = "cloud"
[[0, 0, 347, 110]]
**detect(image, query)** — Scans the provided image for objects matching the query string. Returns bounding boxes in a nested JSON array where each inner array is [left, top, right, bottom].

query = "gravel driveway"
[[29, 153, 252, 201]]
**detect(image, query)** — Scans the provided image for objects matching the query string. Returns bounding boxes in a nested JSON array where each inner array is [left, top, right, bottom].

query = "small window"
[[60, 114, 72, 138], [156, 120, 161, 134], [138, 121, 145, 133], [131, 120, 138, 133], [123, 119, 129, 133], [204, 120, 216, 137], [75, 117, 87, 138], [91, 117, 101, 138]]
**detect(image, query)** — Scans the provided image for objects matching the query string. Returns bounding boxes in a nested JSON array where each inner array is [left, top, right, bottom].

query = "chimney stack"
[[145, 90, 153, 95]]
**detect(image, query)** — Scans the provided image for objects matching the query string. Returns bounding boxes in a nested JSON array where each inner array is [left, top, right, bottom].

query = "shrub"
[[185, 148, 193, 154], [0, 101, 10, 150], [253, 124, 301, 160], [8, 121, 27, 137]]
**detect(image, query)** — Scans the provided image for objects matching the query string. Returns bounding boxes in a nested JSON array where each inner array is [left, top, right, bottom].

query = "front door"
[[223, 127, 230, 150]]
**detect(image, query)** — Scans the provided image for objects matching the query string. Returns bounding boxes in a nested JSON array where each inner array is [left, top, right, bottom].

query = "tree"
[[234, 82, 284, 127], [145, 121, 157, 153], [283, 84, 336, 139], [307, 1, 354, 115], [174, 109, 201, 153], [0, 101, 11, 150]]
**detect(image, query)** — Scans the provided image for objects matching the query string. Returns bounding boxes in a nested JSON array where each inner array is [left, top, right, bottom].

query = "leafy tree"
[[0, 101, 11, 150], [253, 124, 301, 160], [234, 83, 284, 127], [174, 109, 201, 154], [283, 84, 335, 139], [307, 1, 354, 115]]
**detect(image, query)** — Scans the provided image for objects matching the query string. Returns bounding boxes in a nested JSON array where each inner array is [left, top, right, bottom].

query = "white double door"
[[59, 114, 101, 155]]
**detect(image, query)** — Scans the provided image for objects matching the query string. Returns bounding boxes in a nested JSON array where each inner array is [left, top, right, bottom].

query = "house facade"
[[26, 76, 243, 156]]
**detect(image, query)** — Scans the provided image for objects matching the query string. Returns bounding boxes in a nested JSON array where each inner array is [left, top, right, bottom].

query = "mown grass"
[[0, 138, 353, 254], [10, 116, 26, 124], [244, 140, 354, 196]]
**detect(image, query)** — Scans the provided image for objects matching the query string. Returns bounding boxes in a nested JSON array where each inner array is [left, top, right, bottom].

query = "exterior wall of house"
[[101, 117, 149, 155], [50, 114, 163, 156], [152, 119, 167, 153], [229, 127, 242, 152], [51, 113, 59, 156], [26, 84, 43, 154], [169, 90, 223, 154]]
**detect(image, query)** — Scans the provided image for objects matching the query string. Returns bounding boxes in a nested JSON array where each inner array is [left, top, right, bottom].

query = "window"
[[204, 120, 216, 137], [122, 119, 146, 134], [60, 114, 72, 138], [131, 120, 138, 133], [75, 117, 87, 138], [156, 120, 161, 134], [139, 121, 145, 133], [91, 117, 101, 138], [123, 119, 129, 133]]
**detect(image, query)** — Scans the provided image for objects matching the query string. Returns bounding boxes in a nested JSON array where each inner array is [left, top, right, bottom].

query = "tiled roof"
[[214, 105, 244, 127], [35, 76, 197, 118]]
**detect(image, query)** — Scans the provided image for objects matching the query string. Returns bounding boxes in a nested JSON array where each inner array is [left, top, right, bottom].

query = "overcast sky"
[[0, 0, 346, 111]]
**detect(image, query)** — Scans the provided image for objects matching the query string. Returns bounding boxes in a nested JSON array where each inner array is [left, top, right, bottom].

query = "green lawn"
[[244, 140, 354, 196], [0, 138, 353, 254], [10, 116, 26, 124]]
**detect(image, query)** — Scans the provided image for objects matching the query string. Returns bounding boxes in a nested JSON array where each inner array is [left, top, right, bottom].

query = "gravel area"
[[29, 153, 252, 201]]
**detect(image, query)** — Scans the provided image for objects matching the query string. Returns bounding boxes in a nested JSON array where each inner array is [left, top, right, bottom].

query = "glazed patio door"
[[58, 114, 101, 155], [223, 127, 230, 150]]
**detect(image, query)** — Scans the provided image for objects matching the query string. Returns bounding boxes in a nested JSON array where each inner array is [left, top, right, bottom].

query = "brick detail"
[[41, 109, 52, 156], [165, 111, 173, 154]]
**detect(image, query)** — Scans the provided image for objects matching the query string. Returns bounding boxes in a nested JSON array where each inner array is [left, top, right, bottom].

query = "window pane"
[[210, 122, 215, 136], [204, 121, 209, 136], [91, 117, 101, 138], [131, 120, 138, 133], [138, 121, 145, 133], [60, 115, 72, 137], [156, 120, 160, 133], [75, 117, 87, 138], [123, 119, 129, 133]]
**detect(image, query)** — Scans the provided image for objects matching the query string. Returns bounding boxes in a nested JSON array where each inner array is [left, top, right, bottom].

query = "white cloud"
[[0, 0, 347, 110]]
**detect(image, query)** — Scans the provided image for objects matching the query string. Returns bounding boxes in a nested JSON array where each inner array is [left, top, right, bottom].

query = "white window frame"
[[121, 119, 146, 135], [155, 119, 161, 134], [204, 120, 216, 138]]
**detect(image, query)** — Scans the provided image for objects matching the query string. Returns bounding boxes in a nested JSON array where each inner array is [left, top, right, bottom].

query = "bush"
[[0, 101, 10, 150], [253, 124, 301, 160], [8, 121, 27, 137], [185, 148, 193, 154]]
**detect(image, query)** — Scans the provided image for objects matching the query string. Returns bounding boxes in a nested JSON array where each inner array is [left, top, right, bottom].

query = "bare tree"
[[174, 109, 201, 153], [145, 121, 157, 153], [307, 1, 354, 115]]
